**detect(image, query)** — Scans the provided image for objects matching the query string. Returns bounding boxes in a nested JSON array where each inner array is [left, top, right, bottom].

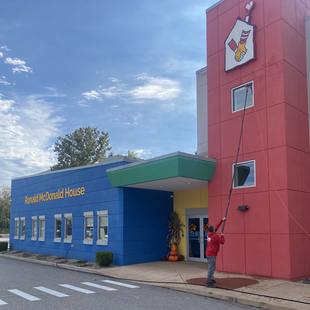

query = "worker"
[[205, 217, 226, 288]]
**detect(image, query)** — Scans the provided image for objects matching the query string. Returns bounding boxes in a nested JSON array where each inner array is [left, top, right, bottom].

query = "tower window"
[[232, 82, 254, 112]]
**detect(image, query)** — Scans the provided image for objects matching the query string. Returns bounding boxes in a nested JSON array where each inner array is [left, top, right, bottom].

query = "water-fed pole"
[[222, 84, 252, 234]]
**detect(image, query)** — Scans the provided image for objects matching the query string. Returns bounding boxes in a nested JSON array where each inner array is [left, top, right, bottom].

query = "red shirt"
[[205, 220, 225, 257]]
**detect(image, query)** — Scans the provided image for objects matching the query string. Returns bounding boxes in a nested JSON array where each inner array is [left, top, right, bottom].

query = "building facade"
[[10, 0, 310, 280]]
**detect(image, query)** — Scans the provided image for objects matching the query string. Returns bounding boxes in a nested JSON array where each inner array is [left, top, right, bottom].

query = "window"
[[39, 216, 45, 241], [97, 211, 108, 245], [20, 217, 25, 240], [83, 212, 93, 245], [231, 81, 254, 112], [14, 218, 19, 239], [31, 216, 37, 241], [233, 160, 256, 189], [64, 213, 72, 243], [54, 214, 62, 242]]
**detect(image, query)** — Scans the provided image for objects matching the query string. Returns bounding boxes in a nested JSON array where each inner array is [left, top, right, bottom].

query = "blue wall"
[[123, 188, 173, 265], [10, 159, 173, 266]]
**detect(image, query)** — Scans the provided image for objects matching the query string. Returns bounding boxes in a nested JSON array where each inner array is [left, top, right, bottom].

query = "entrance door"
[[187, 215, 209, 262]]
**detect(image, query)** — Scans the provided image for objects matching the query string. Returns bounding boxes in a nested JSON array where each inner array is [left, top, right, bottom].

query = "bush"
[[0, 242, 8, 252], [178, 254, 185, 261], [95, 251, 113, 266]]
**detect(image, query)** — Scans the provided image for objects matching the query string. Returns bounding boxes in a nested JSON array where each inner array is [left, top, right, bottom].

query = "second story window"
[[231, 82, 253, 113]]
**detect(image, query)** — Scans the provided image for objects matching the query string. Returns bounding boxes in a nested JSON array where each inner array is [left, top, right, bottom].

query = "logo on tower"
[[225, 1, 256, 72]]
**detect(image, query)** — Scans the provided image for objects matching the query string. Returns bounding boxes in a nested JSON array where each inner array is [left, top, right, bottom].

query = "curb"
[[158, 285, 297, 310]]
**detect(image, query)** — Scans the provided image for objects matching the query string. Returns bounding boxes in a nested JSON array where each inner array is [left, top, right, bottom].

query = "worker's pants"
[[206, 256, 216, 283]]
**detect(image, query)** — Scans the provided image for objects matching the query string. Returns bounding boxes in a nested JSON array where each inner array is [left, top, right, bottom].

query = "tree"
[[0, 186, 11, 233], [126, 150, 140, 159], [51, 126, 114, 171]]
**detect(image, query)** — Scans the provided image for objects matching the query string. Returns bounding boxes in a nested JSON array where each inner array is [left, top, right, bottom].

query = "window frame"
[[39, 215, 45, 242], [97, 210, 108, 246], [14, 218, 19, 239], [64, 213, 72, 243], [83, 211, 93, 245], [20, 217, 25, 240], [54, 214, 62, 243], [31, 216, 37, 241], [232, 160, 256, 189], [231, 81, 254, 113]]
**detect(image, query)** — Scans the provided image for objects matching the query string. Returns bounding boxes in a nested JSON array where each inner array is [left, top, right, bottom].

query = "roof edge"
[[107, 151, 216, 173], [196, 66, 207, 74], [206, 0, 225, 13], [11, 155, 142, 182]]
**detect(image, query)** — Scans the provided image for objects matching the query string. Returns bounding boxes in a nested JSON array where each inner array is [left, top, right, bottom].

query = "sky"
[[0, 0, 219, 186]]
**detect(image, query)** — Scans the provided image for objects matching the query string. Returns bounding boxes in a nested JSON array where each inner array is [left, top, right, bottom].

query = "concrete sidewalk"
[[1, 252, 310, 310], [94, 261, 310, 310]]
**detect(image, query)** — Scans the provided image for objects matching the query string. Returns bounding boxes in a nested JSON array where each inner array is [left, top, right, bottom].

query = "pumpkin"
[[169, 254, 179, 262], [171, 244, 177, 252]]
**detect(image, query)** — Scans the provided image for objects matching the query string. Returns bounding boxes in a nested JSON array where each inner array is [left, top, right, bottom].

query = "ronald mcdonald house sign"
[[24, 187, 86, 204]]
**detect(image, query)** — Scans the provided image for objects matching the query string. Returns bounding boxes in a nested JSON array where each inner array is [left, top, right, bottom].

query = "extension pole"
[[222, 84, 252, 234]]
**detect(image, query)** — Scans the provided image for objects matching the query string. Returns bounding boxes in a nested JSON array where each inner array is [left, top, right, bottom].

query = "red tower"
[[206, 0, 310, 280]]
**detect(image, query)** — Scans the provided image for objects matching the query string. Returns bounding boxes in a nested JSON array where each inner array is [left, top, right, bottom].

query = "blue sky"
[[0, 0, 218, 186]]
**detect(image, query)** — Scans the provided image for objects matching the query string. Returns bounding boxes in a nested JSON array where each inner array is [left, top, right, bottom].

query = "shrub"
[[0, 242, 8, 252], [95, 251, 113, 266], [178, 254, 185, 261], [161, 255, 167, 261]]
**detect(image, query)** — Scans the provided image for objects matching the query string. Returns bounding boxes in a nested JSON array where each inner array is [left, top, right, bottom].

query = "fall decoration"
[[166, 212, 184, 262], [204, 222, 209, 232], [189, 223, 197, 232], [166, 212, 184, 247]]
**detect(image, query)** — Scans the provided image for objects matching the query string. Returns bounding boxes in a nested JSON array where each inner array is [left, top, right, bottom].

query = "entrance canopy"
[[106, 152, 216, 192]]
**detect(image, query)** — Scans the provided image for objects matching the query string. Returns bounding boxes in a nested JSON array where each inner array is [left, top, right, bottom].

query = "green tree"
[[51, 126, 114, 171], [0, 186, 11, 233], [126, 150, 140, 159]]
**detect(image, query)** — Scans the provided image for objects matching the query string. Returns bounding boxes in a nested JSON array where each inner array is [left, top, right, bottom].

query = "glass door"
[[187, 215, 209, 262]]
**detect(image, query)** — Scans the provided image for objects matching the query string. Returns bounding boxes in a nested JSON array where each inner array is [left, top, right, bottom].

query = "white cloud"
[[0, 52, 3, 58], [82, 90, 102, 101], [44, 87, 66, 97], [0, 93, 64, 185], [0, 78, 10, 86], [133, 112, 142, 122], [135, 149, 150, 158], [109, 77, 120, 83], [4, 57, 33, 74], [129, 77, 182, 100], [0, 98, 14, 112], [78, 100, 90, 107], [119, 149, 150, 158], [100, 87, 118, 98], [81, 75, 182, 104], [0, 46, 11, 52]]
